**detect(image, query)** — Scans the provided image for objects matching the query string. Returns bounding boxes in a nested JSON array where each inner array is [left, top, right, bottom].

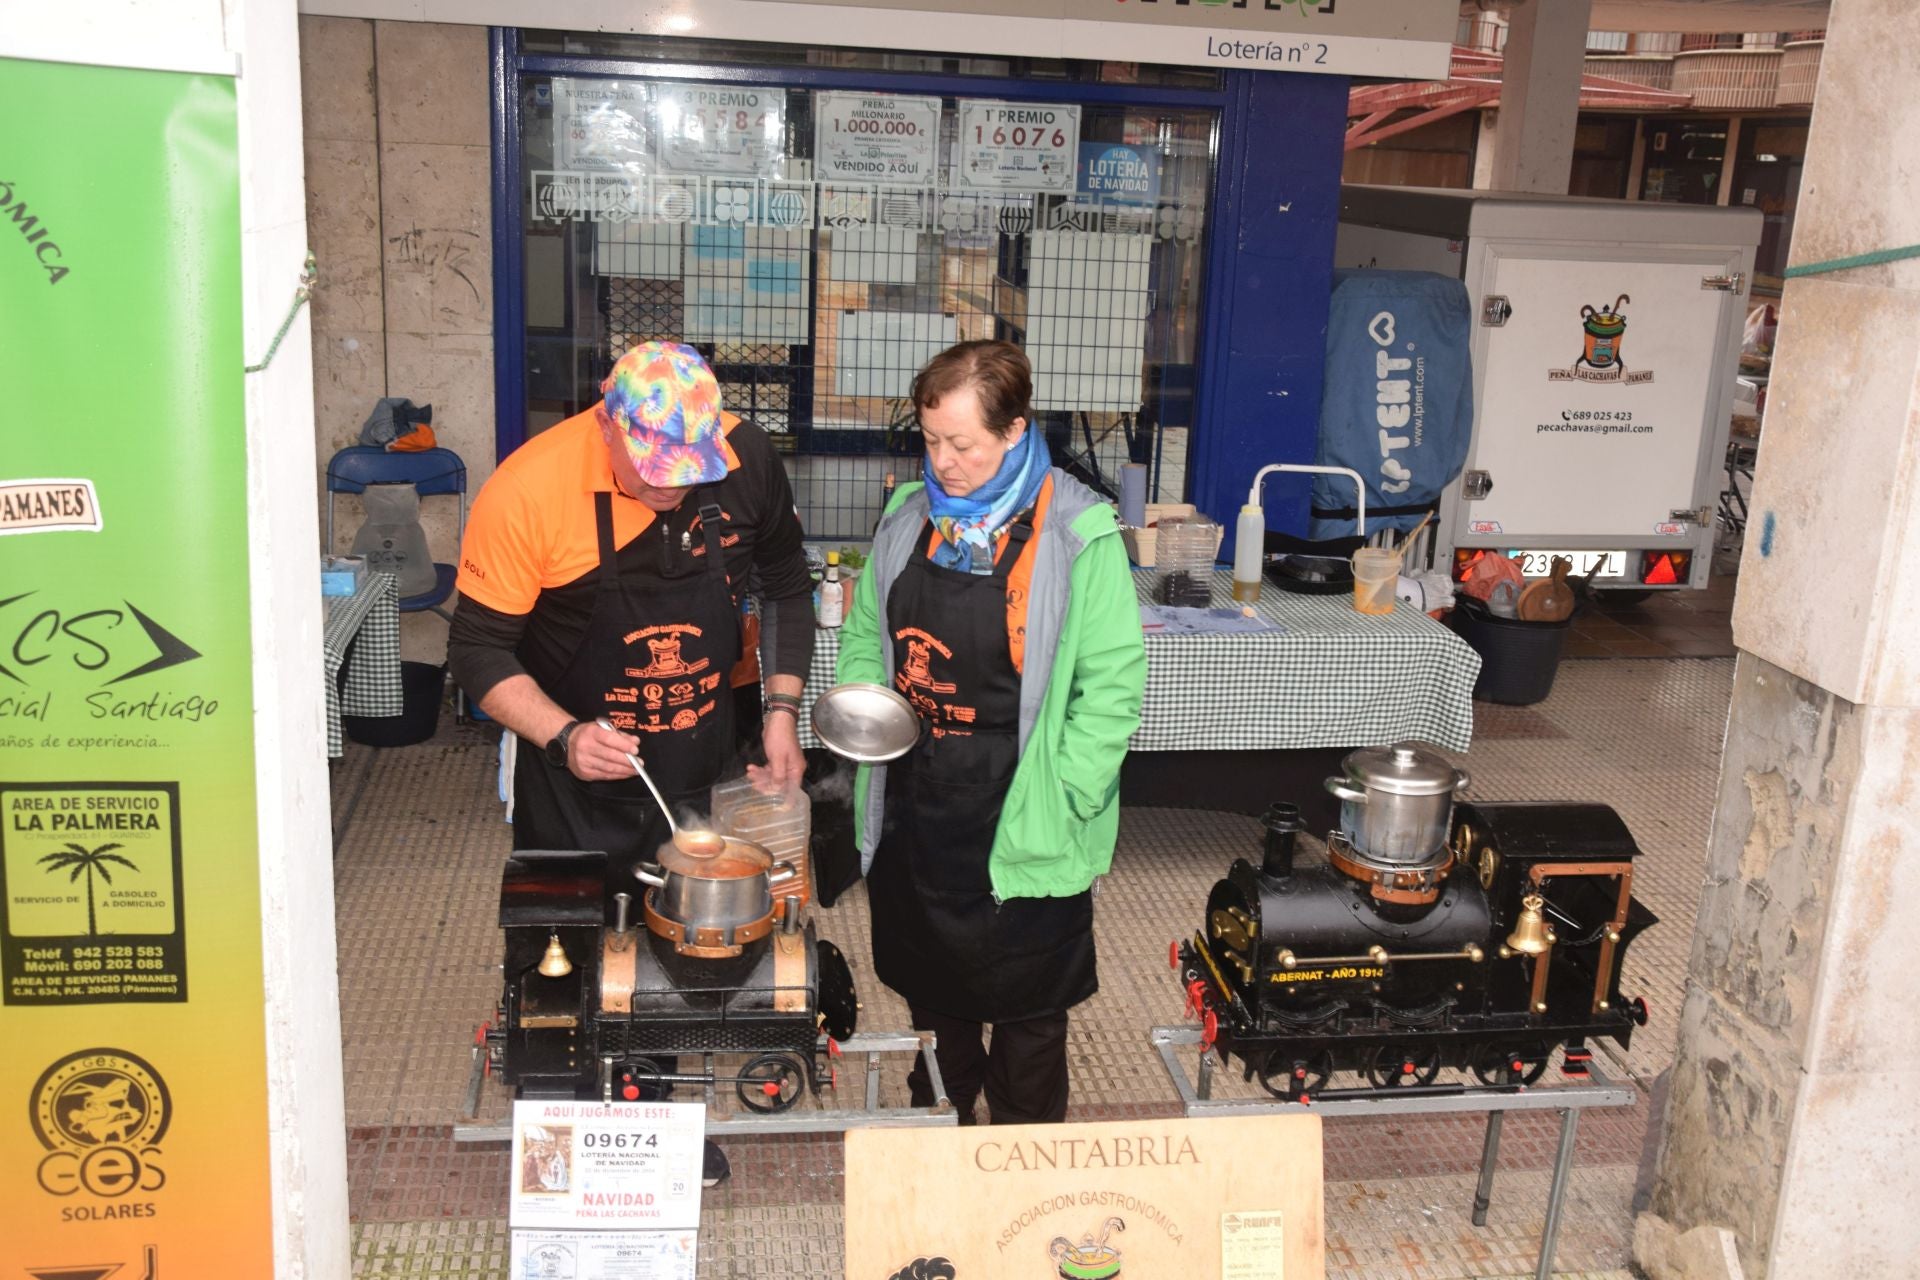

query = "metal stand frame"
[[454, 1030, 957, 1143], [1150, 1026, 1637, 1280]]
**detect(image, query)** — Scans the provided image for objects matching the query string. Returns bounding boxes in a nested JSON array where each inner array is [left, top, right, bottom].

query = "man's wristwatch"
[[546, 720, 584, 767]]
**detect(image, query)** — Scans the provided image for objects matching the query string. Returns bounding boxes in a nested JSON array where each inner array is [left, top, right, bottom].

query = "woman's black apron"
[[513, 491, 740, 905], [867, 519, 1096, 1024]]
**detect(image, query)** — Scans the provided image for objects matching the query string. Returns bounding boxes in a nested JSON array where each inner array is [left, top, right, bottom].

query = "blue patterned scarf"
[[923, 427, 1051, 574]]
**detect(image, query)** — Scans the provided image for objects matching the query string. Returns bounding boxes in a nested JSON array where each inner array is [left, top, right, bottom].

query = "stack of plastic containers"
[[1154, 516, 1219, 607], [711, 776, 812, 910]]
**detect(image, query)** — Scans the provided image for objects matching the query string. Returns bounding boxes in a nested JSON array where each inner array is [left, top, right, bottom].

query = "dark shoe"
[[701, 1139, 730, 1189]]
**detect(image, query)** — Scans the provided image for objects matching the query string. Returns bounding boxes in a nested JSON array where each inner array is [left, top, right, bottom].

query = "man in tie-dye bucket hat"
[[452, 331, 815, 809], [450, 341, 817, 1192], [598, 341, 733, 494]]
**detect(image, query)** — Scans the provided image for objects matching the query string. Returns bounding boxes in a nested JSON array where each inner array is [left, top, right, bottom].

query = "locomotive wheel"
[[1367, 1045, 1442, 1089], [1471, 1044, 1550, 1087], [737, 1053, 808, 1114], [1258, 1049, 1332, 1101]]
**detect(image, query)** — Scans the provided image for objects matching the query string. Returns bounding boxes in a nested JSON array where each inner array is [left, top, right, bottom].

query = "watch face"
[[548, 724, 572, 765]]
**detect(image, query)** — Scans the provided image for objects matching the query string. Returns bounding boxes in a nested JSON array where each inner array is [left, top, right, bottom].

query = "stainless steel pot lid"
[[811, 683, 920, 763], [1340, 741, 1465, 796]]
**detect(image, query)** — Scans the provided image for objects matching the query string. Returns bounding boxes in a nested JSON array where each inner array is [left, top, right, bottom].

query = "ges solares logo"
[[31, 1048, 171, 1212]]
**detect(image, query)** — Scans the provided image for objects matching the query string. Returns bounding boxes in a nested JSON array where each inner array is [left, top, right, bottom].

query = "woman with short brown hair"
[[836, 340, 1146, 1124]]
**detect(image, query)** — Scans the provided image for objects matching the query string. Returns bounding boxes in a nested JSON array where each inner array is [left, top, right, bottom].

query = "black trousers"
[[906, 1003, 1071, 1125]]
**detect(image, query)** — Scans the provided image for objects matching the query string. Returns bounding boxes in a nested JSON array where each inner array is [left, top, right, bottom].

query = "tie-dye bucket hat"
[[600, 342, 728, 487]]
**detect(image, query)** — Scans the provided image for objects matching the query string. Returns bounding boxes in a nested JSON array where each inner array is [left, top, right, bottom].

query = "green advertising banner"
[[0, 57, 275, 1275]]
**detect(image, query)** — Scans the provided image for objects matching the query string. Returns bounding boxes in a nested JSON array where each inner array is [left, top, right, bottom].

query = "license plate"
[[1512, 550, 1626, 578]]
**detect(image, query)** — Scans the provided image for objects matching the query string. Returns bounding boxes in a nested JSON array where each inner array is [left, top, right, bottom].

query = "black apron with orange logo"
[[867, 518, 1096, 1023], [514, 490, 740, 903]]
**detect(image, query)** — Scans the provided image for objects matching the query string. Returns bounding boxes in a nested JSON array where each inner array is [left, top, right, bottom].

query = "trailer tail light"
[[1640, 550, 1690, 585]]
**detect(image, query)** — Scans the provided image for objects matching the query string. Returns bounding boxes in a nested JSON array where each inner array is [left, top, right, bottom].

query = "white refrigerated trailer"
[[1336, 185, 1761, 592]]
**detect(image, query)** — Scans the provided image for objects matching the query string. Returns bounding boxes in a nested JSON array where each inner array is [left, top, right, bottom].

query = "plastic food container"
[[711, 776, 812, 908], [1155, 516, 1220, 608], [1351, 547, 1399, 615]]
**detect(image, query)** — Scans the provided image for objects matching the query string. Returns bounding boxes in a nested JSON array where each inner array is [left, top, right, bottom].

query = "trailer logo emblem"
[[1549, 294, 1655, 385]]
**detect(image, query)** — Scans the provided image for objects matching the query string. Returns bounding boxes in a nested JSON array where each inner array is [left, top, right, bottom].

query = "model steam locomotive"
[[1176, 742, 1656, 1098], [490, 842, 859, 1112]]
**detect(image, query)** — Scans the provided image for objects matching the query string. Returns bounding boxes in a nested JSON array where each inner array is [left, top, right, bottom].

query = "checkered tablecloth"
[[324, 572, 402, 758], [798, 569, 1479, 753]]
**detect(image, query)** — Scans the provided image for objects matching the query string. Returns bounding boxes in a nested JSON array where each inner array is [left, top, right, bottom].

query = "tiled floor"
[[1563, 565, 1738, 660], [333, 653, 1735, 1278]]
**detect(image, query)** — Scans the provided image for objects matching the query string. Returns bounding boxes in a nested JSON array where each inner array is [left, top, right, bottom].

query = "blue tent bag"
[[1309, 269, 1474, 540]]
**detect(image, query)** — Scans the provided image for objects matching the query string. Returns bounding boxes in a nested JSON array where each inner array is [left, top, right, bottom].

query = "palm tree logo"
[[38, 842, 139, 936]]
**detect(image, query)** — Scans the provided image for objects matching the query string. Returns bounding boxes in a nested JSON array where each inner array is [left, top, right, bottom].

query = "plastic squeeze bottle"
[[818, 551, 845, 628], [1232, 504, 1265, 603]]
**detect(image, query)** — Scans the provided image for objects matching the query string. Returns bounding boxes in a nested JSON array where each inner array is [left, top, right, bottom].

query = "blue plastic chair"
[[325, 446, 467, 623]]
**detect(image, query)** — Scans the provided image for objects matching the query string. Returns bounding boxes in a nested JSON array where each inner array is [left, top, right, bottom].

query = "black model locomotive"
[[490, 844, 859, 1111], [1176, 742, 1655, 1098]]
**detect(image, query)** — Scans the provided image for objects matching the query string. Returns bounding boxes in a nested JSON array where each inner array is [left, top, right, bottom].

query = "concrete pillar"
[[1625, 118, 1646, 200], [1716, 116, 1743, 206], [1471, 110, 1500, 189], [301, 18, 493, 664], [1644, 2, 1920, 1276], [369, 19, 495, 664], [1487, 0, 1592, 193], [233, 0, 356, 1266]]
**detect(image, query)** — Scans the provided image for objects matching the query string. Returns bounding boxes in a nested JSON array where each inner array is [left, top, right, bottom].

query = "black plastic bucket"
[[345, 661, 445, 747], [1449, 599, 1571, 706]]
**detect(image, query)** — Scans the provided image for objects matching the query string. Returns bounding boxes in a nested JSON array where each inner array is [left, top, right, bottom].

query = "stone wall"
[[299, 16, 494, 660], [1649, 653, 1863, 1276], [1648, 1, 1920, 1271]]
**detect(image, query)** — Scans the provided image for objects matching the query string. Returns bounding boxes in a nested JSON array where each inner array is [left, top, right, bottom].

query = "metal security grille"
[[524, 76, 1216, 541]]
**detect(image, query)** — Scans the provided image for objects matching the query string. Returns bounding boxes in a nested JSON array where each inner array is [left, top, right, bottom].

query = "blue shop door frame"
[[1193, 71, 1350, 559], [489, 30, 1349, 557]]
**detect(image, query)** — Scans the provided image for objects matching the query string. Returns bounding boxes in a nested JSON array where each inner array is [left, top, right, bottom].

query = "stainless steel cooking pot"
[[634, 834, 801, 933], [1323, 742, 1469, 864]]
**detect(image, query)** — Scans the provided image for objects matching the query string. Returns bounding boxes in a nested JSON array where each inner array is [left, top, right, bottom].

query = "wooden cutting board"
[[1517, 557, 1576, 622]]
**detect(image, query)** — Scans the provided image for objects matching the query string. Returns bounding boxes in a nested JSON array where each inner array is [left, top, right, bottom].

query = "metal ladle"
[[594, 717, 724, 856]]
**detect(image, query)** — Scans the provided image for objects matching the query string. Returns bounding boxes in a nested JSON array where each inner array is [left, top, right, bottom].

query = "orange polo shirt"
[[457, 406, 742, 616]]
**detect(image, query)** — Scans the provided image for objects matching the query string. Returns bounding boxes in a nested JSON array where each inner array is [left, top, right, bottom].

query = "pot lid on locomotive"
[[1338, 741, 1462, 796]]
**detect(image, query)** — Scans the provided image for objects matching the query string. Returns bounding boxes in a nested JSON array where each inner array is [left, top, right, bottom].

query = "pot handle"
[[632, 862, 667, 889], [768, 861, 801, 888], [1453, 769, 1471, 794], [1324, 777, 1369, 804]]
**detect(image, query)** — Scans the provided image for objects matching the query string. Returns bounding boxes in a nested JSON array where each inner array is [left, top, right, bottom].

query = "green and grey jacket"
[[835, 470, 1147, 900]]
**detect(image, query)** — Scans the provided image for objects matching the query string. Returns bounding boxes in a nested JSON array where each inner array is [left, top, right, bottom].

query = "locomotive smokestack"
[[1261, 803, 1305, 879]]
